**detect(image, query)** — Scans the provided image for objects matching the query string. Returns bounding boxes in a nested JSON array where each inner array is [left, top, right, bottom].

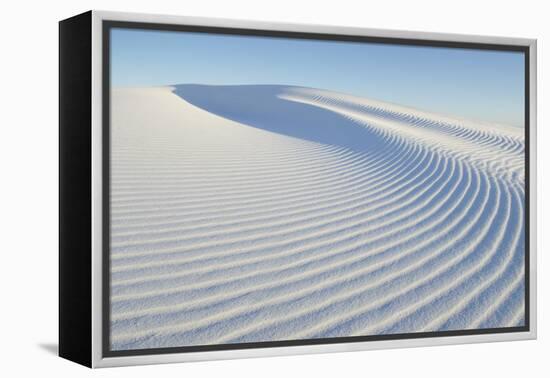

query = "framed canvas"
[[59, 10, 537, 368]]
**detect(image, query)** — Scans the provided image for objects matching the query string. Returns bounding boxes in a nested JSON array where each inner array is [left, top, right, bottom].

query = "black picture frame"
[[59, 10, 537, 368]]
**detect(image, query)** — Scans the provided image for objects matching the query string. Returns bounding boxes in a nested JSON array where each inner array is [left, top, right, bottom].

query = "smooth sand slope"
[[110, 85, 525, 351]]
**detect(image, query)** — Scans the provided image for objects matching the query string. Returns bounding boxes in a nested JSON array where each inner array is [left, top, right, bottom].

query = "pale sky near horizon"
[[110, 28, 525, 128]]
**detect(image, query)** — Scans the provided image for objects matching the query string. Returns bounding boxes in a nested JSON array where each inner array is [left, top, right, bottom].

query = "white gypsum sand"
[[109, 85, 525, 350]]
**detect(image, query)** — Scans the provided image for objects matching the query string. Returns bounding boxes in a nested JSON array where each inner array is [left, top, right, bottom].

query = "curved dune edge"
[[109, 85, 525, 350]]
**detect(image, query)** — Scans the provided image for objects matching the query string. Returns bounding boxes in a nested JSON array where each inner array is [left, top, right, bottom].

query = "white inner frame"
[[90, 10, 537, 368]]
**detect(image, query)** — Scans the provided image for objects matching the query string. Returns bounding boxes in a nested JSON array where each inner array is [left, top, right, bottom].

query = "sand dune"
[[109, 84, 525, 350]]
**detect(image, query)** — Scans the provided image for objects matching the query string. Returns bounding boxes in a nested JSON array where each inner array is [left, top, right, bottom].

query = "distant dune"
[[109, 85, 525, 351]]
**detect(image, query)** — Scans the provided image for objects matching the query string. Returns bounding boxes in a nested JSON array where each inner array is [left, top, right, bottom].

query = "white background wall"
[[0, 0, 546, 376]]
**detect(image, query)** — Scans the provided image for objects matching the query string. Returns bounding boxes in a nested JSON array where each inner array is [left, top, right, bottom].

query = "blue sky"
[[111, 28, 525, 127]]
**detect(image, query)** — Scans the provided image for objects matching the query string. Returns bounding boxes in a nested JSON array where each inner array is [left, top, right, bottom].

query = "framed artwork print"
[[59, 10, 537, 368]]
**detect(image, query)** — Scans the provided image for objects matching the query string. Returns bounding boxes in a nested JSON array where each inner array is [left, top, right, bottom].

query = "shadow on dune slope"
[[173, 84, 385, 153]]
